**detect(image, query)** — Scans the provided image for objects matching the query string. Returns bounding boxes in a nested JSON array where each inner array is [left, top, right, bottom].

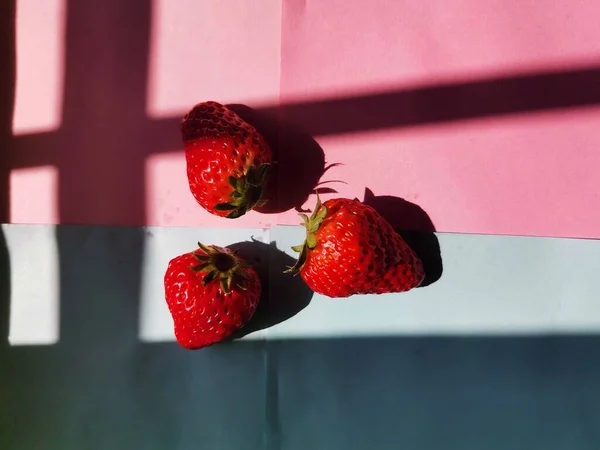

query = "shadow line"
[[10, 65, 600, 173], [226, 239, 314, 340], [0, 0, 15, 222], [362, 188, 443, 287], [227, 104, 328, 214], [0, 226, 9, 347], [54, 0, 153, 225], [277, 65, 600, 136]]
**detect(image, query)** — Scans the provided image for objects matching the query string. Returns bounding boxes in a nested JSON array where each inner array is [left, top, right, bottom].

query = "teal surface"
[[1, 224, 599, 449]]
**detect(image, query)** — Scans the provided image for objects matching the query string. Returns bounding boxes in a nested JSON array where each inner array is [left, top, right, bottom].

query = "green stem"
[[284, 195, 328, 274]]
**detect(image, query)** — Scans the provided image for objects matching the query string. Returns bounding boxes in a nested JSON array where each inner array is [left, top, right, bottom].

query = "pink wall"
[[7, 0, 600, 238]]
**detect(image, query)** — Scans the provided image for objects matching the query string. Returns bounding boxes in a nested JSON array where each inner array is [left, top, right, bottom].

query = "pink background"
[[7, 0, 600, 238]]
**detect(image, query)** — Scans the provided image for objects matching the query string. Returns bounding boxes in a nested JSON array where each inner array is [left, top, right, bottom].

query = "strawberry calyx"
[[213, 163, 273, 219], [190, 242, 254, 294], [284, 194, 328, 275]]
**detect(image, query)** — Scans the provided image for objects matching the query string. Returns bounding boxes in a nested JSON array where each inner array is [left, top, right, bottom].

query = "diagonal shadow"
[[10, 65, 600, 170], [275, 65, 600, 137], [2, 1, 600, 448]]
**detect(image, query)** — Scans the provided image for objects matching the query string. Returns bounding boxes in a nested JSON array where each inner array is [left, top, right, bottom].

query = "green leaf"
[[219, 277, 231, 295], [308, 221, 320, 234], [190, 262, 212, 273], [193, 252, 209, 261], [232, 272, 247, 290], [306, 234, 317, 249], [197, 242, 213, 254], [214, 203, 237, 211], [291, 244, 304, 253], [315, 204, 328, 223], [226, 208, 247, 219], [228, 176, 238, 189], [312, 194, 322, 219], [229, 191, 242, 198], [202, 270, 217, 285], [237, 268, 252, 280], [299, 214, 310, 227], [220, 272, 232, 294], [257, 163, 271, 183], [284, 242, 309, 275]]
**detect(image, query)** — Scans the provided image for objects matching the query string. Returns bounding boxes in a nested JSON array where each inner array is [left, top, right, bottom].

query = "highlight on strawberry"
[[164, 242, 261, 350], [285, 196, 425, 298], [181, 101, 274, 219]]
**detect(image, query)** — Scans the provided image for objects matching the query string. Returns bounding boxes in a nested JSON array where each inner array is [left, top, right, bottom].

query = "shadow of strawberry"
[[226, 103, 332, 214], [226, 239, 314, 340], [362, 188, 443, 288]]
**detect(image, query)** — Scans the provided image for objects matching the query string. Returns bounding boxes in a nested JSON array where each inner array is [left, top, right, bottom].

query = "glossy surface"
[[182, 101, 273, 218], [163, 246, 260, 349], [301, 199, 425, 298]]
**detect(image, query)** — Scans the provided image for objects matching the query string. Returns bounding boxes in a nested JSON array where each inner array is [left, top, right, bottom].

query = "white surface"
[[2, 224, 60, 345], [268, 226, 600, 337], [3, 223, 600, 347]]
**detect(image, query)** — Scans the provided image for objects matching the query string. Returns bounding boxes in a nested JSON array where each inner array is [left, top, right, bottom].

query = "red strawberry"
[[181, 101, 274, 218], [164, 242, 261, 349], [286, 196, 425, 298]]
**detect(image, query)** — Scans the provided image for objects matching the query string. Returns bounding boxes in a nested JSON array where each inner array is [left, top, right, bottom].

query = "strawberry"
[[286, 196, 425, 298], [181, 101, 273, 218], [164, 242, 261, 349]]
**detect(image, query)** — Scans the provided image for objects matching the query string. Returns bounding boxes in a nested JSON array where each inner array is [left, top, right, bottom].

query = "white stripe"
[[3, 224, 599, 346], [2, 224, 60, 345]]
